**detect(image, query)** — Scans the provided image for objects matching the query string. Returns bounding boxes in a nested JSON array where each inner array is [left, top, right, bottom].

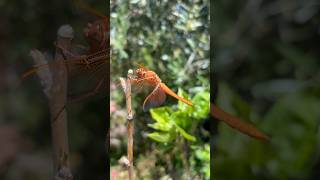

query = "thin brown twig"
[[120, 69, 134, 180], [30, 25, 73, 180]]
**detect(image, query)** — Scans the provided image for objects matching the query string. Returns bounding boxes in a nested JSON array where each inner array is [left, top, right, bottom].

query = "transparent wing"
[[67, 58, 108, 103], [143, 85, 167, 112], [23, 50, 109, 103]]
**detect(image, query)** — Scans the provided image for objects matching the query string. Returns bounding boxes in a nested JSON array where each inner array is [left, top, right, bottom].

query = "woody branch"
[[30, 25, 73, 180], [120, 69, 134, 180]]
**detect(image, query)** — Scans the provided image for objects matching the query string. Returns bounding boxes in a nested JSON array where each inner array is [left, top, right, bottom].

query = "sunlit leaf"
[[150, 107, 172, 123], [147, 132, 172, 143], [174, 123, 196, 142], [191, 91, 210, 119]]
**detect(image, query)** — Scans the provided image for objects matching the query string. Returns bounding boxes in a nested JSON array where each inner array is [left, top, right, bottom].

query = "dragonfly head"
[[135, 68, 146, 78]]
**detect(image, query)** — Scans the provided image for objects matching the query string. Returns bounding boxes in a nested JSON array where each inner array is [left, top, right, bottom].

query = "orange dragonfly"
[[130, 65, 193, 112], [211, 103, 270, 141], [130, 66, 270, 140], [23, 2, 109, 103]]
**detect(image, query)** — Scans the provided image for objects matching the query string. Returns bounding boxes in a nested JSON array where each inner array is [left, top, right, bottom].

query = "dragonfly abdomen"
[[159, 83, 193, 106]]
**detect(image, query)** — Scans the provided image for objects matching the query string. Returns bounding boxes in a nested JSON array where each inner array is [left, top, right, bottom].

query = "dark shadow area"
[[0, 0, 108, 179], [212, 0, 320, 179]]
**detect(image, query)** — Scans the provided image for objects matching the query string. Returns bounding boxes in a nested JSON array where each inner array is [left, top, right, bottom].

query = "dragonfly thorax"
[[135, 68, 161, 85]]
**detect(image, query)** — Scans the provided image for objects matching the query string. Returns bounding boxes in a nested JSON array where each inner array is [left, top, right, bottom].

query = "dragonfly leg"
[[135, 81, 145, 93], [55, 42, 92, 69], [124, 80, 144, 100], [129, 76, 155, 85], [81, 58, 91, 69], [122, 77, 151, 99]]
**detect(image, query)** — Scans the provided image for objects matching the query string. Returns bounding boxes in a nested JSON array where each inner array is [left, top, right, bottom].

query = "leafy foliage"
[[147, 90, 210, 178], [148, 90, 209, 143]]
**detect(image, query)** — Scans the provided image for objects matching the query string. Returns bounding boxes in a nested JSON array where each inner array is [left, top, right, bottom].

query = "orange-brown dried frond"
[[211, 104, 270, 141]]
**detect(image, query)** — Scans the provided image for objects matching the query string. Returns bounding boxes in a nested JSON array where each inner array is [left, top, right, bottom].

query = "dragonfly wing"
[[143, 85, 167, 112], [131, 79, 150, 93], [67, 55, 108, 102], [23, 50, 109, 103]]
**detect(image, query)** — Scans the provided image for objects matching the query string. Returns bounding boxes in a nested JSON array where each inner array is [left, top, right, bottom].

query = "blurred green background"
[[0, 0, 107, 179], [212, 0, 320, 179], [110, 0, 209, 179]]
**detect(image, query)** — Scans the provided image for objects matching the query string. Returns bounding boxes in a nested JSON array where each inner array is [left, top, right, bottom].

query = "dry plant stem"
[[182, 140, 191, 177], [30, 25, 73, 180], [127, 119, 134, 180], [120, 70, 134, 180]]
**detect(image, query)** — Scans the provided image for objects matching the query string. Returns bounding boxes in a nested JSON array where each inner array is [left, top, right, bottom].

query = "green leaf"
[[130, 0, 140, 4], [174, 123, 196, 142], [148, 90, 209, 143], [191, 91, 210, 119], [147, 122, 173, 132], [187, 38, 196, 49], [177, 88, 193, 111], [150, 107, 172, 124], [194, 144, 210, 161], [171, 111, 191, 129], [147, 132, 171, 143], [149, 108, 173, 131]]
